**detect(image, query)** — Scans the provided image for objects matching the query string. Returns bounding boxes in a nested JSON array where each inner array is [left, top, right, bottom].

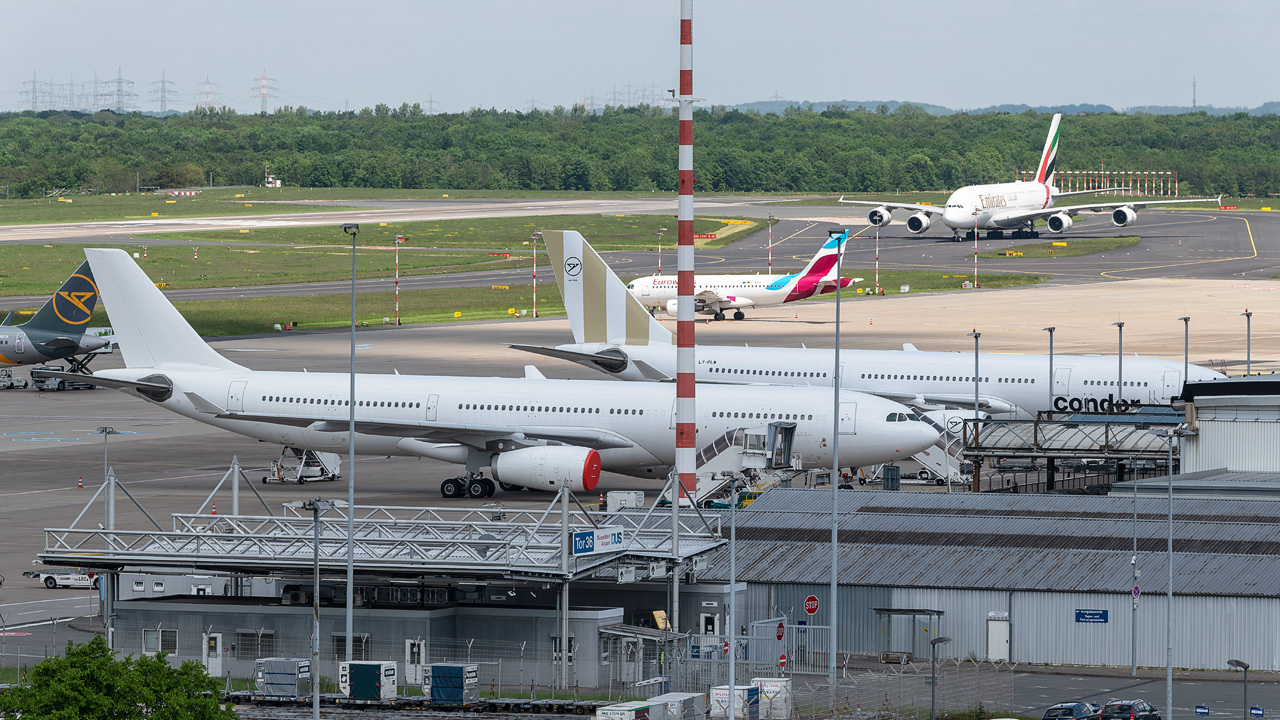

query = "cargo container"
[[254, 658, 312, 700], [711, 686, 759, 720], [423, 663, 480, 706], [339, 660, 397, 702], [599, 700, 653, 720], [647, 692, 707, 720], [751, 678, 793, 720]]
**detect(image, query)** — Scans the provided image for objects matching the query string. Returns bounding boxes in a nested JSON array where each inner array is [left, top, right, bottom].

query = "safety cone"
[[77, 476, 83, 489], [599, 490, 605, 509], [211, 502, 217, 515], [869, 318, 874, 326], [794, 312, 798, 320]]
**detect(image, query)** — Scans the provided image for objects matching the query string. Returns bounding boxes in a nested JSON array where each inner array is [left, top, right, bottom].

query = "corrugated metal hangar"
[[698, 489, 1280, 670]]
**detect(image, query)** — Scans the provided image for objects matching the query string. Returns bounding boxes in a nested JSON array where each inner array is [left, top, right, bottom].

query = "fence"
[[792, 659, 1018, 720]]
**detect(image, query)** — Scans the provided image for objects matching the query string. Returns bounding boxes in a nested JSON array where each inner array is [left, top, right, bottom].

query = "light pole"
[[828, 227, 848, 707], [728, 477, 737, 720], [393, 235, 406, 326], [340, 223, 359, 663], [1113, 322, 1124, 405], [1150, 427, 1184, 720], [1228, 659, 1250, 720], [968, 332, 981, 492], [874, 224, 881, 295], [1043, 327, 1056, 414], [284, 498, 336, 720], [1242, 311, 1253, 375], [531, 231, 541, 317], [930, 636, 952, 720], [766, 214, 774, 273], [972, 210, 980, 288], [1179, 317, 1190, 389], [657, 226, 666, 275]]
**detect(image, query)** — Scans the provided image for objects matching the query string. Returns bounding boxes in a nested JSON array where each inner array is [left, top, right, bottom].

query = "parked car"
[[1044, 702, 1102, 720], [1102, 700, 1160, 720]]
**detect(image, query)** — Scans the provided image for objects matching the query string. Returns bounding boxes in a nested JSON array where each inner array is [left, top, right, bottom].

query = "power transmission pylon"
[[105, 67, 138, 113], [194, 76, 222, 110], [150, 71, 182, 114], [250, 69, 279, 114]]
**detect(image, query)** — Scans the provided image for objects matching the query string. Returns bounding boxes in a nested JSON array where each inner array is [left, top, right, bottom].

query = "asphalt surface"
[[2, 198, 1276, 307]]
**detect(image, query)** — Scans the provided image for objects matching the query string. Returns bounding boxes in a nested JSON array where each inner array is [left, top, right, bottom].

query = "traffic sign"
[[1195, 706, 1209, 717], [778, 653, 787, 668], [1133, 585, 1141, 599], [776, 622, 785, 641], [1250, 707, 1263, 718], [805, 595, 820, 615], [723, 640, 730, 656]]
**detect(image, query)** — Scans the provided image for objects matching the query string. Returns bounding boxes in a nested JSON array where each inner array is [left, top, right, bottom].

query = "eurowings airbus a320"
[[625, 233, 860, 320], [839, 113, 1218, 241]]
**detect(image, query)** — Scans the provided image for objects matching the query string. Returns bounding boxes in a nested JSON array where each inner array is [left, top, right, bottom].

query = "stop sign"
[[779, 653, 788, 668], [723, 640, 730, 656], [804, 595, 819, 615], [776, 621, 785, 641]]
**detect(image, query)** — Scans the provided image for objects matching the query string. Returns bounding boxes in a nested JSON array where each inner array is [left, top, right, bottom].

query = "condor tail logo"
[[1035, 113, 1062, 186], [28, 261, 99, 332]]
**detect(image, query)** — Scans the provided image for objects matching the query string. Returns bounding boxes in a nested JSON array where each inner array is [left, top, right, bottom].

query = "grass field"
[[147, 214, 755, 250], [977, 236, 1139, 259], [838, 269, 1049, 295], [0, 244, 533, 297], [0, 190, 358, 225]]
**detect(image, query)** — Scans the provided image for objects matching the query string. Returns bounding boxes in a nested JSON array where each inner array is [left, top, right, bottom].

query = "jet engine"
[[1111, 206, 1137, 227], [490, 446, 602, 492], [905, 213, 931, 234], [867, 207, 893, 227], [1046, 213, 1073, 233]]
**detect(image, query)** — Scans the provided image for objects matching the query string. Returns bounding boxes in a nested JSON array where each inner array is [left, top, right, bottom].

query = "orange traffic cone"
[[77, 476, 83, 489], [211, 502, 217, 515], [869, 318, 874, 326], [599, 491, 605, 509]]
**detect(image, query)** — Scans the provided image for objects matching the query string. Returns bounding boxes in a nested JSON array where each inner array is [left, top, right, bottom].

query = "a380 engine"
[[906, 212, 931, 234], [867, 207, 893, 227], [1111, 207, 1137, 227], [1046, 213, 1073, 233], [490, 446, 602, 492]]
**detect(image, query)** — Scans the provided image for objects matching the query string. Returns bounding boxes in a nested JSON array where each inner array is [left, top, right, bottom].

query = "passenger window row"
[[1085, 380, 1149, 387], [262, 395, 421, 409], [457, 404, 613, 414], [710, 367, 828, 378], [863, 374, 990, 382], [711, 411, 814, 421]]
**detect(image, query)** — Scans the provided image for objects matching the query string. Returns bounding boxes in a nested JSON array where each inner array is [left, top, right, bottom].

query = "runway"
[[1, 197, 1275, 307]]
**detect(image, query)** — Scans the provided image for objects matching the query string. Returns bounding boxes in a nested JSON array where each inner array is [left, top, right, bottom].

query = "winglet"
[[542, 230, 673, 346]]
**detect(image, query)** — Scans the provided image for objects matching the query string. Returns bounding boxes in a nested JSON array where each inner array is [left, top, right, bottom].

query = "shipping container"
[[423, 663, 480, 706], [254, 658, 312, 700], [339, 660, 397, 701], [751, 678, 792, 719], [711, 685, 759, 720]]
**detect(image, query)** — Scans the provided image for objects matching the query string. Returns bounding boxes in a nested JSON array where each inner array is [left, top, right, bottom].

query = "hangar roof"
[[697, 488, 1280, 596]]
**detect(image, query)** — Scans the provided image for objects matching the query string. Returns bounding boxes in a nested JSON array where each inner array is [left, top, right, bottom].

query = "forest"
[[1, 102, 1277, 198]]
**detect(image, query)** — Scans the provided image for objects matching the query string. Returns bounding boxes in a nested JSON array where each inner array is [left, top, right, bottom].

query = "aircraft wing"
[[694, 289, 727, 303], [183, 391, 637, 451], [852, 387, 1019, 415], [988, 195, 1222, 227], [838, 196, 945, 217]]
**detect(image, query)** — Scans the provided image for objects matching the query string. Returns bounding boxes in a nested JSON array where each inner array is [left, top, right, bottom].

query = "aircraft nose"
[[896, 419, 941, 458]]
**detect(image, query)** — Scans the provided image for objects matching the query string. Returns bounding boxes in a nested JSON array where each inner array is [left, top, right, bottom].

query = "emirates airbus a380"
[[839, 113, 1218, 241]]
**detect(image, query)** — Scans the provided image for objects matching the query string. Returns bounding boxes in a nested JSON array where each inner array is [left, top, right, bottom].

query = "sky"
[[0, 0, 1271, 115]]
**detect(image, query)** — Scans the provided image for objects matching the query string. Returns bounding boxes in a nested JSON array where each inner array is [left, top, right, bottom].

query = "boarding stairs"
[[911, 412, 973, 486]]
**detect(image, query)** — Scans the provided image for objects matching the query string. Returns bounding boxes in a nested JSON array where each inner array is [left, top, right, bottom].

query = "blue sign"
[[690, 644, 701, 659], [1250, 707, 1263, 718], [1195, 707, 1209, 716], [1075, 609, 1109, 624], [798, 620, 807, 635], [571, 527, 624, 556]]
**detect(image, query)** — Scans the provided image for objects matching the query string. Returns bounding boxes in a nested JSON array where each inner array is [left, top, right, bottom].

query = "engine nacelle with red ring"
[[490, 446, 602, 492]]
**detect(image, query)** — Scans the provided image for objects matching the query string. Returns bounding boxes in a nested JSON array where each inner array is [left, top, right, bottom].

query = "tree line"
[[1, 103, 1278, 198]]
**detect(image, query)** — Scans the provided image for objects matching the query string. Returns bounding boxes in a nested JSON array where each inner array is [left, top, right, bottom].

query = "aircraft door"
[[425, 394, 439, 421], [203, 632, 223, 679], [15, 332, 23, 356], [1053, 368, 1071, 397], [227, 381, 247, 412], [670, 398, 678, 429], [838, 402, 857, 434], [1163, 371, 1181, 402]]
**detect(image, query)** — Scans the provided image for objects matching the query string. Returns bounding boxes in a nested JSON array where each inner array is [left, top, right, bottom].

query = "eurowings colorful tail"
[[543, 230, 673, 346], [781, 230, 849, 302], [83, 248, 243, 371]]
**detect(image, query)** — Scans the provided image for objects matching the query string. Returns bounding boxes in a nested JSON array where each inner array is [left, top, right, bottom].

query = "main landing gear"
[[709, 310, 746, 321], [959, 229, 1040, 242], [440, 472, 496, 499]]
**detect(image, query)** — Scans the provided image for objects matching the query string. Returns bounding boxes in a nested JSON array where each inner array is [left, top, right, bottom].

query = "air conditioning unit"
[[282, 590, 311, 605]]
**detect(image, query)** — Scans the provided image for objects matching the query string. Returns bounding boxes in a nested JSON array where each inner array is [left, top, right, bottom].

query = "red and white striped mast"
[[671, 0, 696, 640], [394, 234, 406, 325]]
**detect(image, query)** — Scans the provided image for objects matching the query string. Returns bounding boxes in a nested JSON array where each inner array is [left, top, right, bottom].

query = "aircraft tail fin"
[[1035, 113, 1062, 186], [781, 231, 849, 302], [542, 230, 672, 346], [23, 261, 99, 335], [83, 249, 242, 371]]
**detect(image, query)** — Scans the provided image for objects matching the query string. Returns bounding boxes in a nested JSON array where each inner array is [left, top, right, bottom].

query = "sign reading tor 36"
[[572, 527, 624, 555]]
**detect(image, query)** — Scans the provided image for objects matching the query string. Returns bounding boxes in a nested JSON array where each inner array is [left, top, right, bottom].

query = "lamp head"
[[931, 636, 952, 646], [1178, 316, 1190, 323], [1042, 326, 1055, 333], [1112, 321, 1124, 329], [1228, 659, 1250, 670]]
